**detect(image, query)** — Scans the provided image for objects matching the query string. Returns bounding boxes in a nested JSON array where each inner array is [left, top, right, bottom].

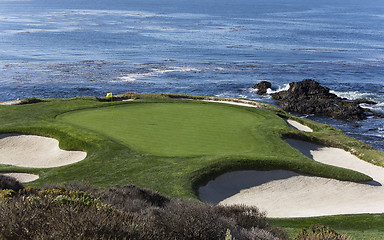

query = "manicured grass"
[[58, 102, 279, 157]]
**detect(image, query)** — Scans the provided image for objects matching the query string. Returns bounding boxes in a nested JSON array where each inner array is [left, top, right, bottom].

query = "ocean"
[[0, 0, 383, 150]]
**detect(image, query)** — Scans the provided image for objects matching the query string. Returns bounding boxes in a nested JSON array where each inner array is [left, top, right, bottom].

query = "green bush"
[[295, 224, 354, 240], [0, 175, 24, 192], [19, 97, 44, 104]]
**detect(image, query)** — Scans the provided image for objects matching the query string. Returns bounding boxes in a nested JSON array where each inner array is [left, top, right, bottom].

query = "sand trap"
[[287, 119, 313, 132], [0, 100, 21, 105], [199, 139, 384, 218], [0, 172, 39, 183], [0, 134, 87, 168], [203, 99, 261, 108]]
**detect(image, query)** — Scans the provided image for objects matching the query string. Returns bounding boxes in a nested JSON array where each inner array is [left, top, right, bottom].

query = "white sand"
[[199, 139, 384, 218], [0, 134, 87, 168], [287, 119, 313, 132], [203, 99, 261, 108], [0, 100, 21, 105], [1, 172, 39, 183]]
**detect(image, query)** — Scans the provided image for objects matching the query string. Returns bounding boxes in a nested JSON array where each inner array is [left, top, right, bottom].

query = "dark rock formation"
[[270, 79, 378, 121], [252, 81, 272, 95]]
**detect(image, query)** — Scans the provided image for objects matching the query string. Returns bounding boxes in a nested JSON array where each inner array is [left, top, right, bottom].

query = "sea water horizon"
[[0, 0, 383, 150]]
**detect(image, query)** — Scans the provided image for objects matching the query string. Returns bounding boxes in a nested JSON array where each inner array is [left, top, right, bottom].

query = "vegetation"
[[270, 215, 384, 240], [1, 179, 374, 240], [294, 224, 354, 240], [0, 175, 24, 192], [0, 182, 286, 239], [1, 93, 383, 238]]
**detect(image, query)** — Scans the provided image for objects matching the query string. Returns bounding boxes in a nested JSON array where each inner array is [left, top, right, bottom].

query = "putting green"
[[58, 102, 271, 157]]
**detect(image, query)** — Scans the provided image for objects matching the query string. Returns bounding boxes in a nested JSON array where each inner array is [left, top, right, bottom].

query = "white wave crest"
[[266, 83, 290, 94], [116, 66, 202, 82], [361, 102, 384, 114], [330, 90, 382, 102], [117, 76, 137, 82]]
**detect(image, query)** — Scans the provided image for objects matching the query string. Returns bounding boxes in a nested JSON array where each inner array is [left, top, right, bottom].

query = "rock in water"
[[252, 81, 272, 95], [271, 79, 376, 121]]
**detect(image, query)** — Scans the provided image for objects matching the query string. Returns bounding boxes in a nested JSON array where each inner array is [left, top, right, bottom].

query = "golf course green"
[[58, 102, 280, 157]]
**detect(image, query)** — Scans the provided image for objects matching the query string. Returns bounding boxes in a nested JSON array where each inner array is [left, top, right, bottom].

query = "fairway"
[[58, 102, 267, 157]]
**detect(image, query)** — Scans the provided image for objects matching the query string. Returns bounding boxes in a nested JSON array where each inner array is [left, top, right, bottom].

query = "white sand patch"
[[287, 119, 313, 132], [0, 100, 21, 105], [199, 139, 384, 218], [0, 134, 87, 168], [1, 172, 39, 183], [286, 139, 384, 183], [203, 99, 261, 108]]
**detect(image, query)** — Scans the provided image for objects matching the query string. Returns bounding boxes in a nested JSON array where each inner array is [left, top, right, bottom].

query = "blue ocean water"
[[0, 0, 383, 150]]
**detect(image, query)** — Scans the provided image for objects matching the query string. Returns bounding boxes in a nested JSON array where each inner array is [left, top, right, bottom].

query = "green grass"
[[58, 102, 283, 157], [1, 94, 384, 238]]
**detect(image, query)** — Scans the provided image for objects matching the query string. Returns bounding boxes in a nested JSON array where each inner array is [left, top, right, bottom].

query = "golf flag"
[[106, 92, 113, 98]]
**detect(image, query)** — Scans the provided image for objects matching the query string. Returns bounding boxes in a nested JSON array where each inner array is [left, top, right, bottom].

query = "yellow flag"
[[106, 92, 112, 98]]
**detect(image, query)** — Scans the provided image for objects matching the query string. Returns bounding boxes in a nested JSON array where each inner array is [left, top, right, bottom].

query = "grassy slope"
[[1, 94, 384, 238]]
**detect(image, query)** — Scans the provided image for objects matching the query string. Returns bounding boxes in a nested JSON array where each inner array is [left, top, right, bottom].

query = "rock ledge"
[[258, 79, 379, 121]]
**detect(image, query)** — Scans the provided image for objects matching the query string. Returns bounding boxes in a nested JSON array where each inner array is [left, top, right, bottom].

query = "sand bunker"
[[0, 134, 87, 168], [203, 99, 261, 108], [0, 100, 21, 105], [287, 119, 313, 132], [0, 172, 39, 183], [199, 139, 384, 218]]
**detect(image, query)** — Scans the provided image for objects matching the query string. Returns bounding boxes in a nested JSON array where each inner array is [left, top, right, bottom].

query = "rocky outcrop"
[[252, 81, 272, 95], [269, 79, 378, 121]]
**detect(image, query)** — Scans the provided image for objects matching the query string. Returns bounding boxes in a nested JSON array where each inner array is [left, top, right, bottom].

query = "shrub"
[[20, 97, 44, 104], [217, 205, 268, 230], [0, 195, 152, 239], [152, 199, 233, 239], [0, 175, 24, 192], [97, 184, 171, 211], [0, 183, 287, 240], [295, 224, 355, 240], [0, 189, 14, 201], [216, 205, 287, 239]]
